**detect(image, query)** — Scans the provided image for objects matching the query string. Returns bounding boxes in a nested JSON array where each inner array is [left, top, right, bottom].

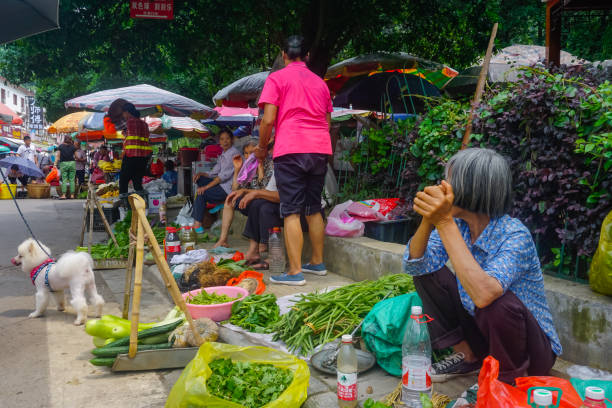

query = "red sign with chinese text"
[[130, 0, 174, 20]]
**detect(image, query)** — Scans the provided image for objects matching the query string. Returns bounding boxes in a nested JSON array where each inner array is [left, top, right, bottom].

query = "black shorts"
[[273, 153, 328, 218]]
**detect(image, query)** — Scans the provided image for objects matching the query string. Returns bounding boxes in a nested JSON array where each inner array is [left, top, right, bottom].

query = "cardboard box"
[[148, 191, 166, 214]]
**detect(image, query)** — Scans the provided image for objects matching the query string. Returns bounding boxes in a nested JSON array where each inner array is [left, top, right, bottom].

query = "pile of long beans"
[[271, 274, 415, 355]]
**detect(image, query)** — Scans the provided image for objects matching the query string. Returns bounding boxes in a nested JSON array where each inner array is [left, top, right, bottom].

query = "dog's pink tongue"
[[10, 258, 17, 266]]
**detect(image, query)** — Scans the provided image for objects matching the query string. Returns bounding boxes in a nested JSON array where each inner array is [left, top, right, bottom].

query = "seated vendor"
[[214, 138, 274, 250], [226, 172, 281, 269], [162, 160, 178, 197], [191, 129, 241, 233], [8, 164, 28, 188], [403, 148, 561, 385]]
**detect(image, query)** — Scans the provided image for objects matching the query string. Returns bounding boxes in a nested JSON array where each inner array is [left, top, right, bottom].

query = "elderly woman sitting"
[[404, 148, 561, 385], [191, 129, 241, 232]]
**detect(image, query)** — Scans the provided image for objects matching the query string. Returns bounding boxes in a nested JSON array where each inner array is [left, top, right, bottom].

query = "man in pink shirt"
[[256, 35, 332, 286]]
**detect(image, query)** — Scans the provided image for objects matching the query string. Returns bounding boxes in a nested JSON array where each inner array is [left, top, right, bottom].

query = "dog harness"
[[30, 258, 56, 292]]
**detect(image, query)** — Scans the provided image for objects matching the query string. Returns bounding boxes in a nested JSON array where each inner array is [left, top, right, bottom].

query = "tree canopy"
[[0, 0, 607, 121]]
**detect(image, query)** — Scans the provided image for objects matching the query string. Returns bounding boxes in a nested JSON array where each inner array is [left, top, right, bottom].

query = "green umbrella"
[[325, 52, 458, 93]]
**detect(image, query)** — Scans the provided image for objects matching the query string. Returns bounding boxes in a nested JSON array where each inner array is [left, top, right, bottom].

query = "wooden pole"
[[90, 184, 119, 248], [129, 194, 204, 346], [121, 210, 139, 319], [128, 217, 145, 358], [88, 192, 94, 253], [79, 188, 89, 246], [462, 22, 498, 149]]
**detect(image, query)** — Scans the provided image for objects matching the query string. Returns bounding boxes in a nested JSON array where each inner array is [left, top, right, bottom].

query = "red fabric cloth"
[[123, 117, 152, 158]]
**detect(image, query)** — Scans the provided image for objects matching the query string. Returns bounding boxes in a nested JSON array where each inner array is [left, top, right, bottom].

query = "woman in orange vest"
[[108, 99, 152, 194]]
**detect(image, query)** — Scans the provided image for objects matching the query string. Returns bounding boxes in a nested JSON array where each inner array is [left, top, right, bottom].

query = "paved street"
[[0, 198, 477, 407], [0, 198, 177, 408]]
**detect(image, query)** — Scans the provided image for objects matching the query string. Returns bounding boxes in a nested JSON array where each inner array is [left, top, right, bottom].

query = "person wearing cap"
[[255, 35, 332, 286], [108, 100, 152, 194], [404, 148, 562, 385]]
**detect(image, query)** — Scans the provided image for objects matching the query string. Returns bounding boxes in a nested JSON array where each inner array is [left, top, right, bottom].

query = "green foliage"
[[574, 81, 612, 205], [409, 100, 468, 189], [230, 294, 281, 334]]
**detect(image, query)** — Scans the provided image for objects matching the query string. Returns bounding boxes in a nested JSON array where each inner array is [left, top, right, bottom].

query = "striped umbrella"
[[65, 84, 217, 118]]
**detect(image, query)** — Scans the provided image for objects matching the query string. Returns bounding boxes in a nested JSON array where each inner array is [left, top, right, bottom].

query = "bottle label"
[[402, 357, 431, 391], [337, 371, 357, 401], [166, 240, 181, 253]]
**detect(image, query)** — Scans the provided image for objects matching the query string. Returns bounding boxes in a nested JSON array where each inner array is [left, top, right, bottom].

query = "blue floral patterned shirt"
[[403, 215, 562, 355]]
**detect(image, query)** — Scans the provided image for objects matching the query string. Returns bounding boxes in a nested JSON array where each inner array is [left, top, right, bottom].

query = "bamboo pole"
[[90, 185, 119, 247], [462, 22, 498, 149], [129, 194, 204, 346], [121, 209, 139, 319], [128, 216, 145, 358]]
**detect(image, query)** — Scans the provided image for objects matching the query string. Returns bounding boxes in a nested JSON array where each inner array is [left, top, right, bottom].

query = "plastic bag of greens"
[[361, 292, 422, 376], [589, 210, 612, 296], [165, 342, 310, 408]]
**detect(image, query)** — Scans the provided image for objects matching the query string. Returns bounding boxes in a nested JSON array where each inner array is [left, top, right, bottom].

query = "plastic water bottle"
[[268, 227, 285, 274], [581, 387, 606, 408], [401, 305, 432, 407], [530, 389, 553, 408], [337, 334, 358, 408]]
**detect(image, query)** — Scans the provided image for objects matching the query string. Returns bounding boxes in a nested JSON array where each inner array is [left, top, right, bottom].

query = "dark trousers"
[[414, 266, 556, 384], [191, 177, 227, 223], [119, 156, 148, 194], [274, 153, 328, 218], [75, 169, 85, 185], [243, 199, 282, 244]]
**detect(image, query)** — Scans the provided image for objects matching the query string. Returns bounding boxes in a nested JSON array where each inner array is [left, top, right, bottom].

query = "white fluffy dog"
[[12, 238, 105, 325]]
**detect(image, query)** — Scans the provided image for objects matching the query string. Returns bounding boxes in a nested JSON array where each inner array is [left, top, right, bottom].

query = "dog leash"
[[1, 170, 53, 259]]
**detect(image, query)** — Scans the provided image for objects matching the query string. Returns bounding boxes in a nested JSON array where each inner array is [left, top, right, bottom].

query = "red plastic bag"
[[515, 377, 583, 408], [476, 356, 529, 408], [371, 198, 400, 216], [232, 251, 244, 262]]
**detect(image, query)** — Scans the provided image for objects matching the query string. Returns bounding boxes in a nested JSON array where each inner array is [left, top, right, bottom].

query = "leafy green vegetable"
[[207, 358, 293, 408], [215, 258, 248, 273], [75, 211, 166, 260], [364, 399, 390, 408], [420, 392, 433, 408], [186, 291, 239, 305], [273, 274, 415, 355], [230, 294, 280, 333]]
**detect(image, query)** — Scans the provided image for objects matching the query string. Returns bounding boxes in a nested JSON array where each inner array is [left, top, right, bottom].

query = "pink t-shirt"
[[258, 61, 333, 158]]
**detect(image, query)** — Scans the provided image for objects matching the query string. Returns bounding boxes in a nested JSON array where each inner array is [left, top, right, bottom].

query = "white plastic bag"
[[175, 202, 194, 226], [325, 200, 365, 237]]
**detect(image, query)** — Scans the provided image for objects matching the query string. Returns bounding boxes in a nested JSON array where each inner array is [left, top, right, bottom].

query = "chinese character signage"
[[130, 0, 174, 20], [27, 96, 44, 131]]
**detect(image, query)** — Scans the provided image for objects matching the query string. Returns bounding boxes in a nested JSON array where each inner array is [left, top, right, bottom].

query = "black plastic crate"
[[86, 207, 117, 232], [364, 219, 414, 245]]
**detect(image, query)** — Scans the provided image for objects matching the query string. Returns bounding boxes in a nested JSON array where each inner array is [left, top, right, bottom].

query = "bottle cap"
[[341, 334, 352, 343], [532, 389, 553, 406], [411, 306, 422, 316], [585, 386, 605, 401]]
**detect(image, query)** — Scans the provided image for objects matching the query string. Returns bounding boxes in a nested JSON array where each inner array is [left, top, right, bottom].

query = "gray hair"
[[444, 148, 512, 218]]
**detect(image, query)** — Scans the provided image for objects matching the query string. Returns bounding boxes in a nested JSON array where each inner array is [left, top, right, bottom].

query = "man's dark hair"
[[283, 35, 308, 60], [10, 164, 19, 171], [165, 160, 175, 171], [23, 135, 31, 141]]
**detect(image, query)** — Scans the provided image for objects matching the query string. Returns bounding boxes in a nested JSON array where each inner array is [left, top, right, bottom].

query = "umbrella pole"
[[462, 22, 498, 149]]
